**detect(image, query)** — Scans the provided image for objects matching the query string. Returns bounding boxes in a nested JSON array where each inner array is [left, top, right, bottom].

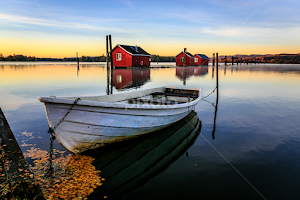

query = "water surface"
[[1, 63, 300, 199]]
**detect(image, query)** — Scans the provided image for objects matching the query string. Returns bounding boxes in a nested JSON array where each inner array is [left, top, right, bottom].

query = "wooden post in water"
[[0, 108, 32, 182], [224, 56, 227, 66], [216, 53, 219, 89], [109, 35, 113, 94], [106, 35, 110, 95], [183, 48, 187, 67], [213, 53, 215, 66], [236, 58, 239, 65], [76, 52, 79, 67], [109, 35, 113, 69], [232, 56, 234, 65]]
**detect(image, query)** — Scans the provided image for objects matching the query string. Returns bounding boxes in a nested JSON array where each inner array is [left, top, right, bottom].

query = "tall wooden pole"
[[213, 53, 215, 66], [216, 53, 219, 89], [183, 48, 187, 67], [224, 56, 227, 66], [232, 56, 234, 65], [109, 35, 113, 68], [106, 35, 110, 95], [109, 35, 113, 94]]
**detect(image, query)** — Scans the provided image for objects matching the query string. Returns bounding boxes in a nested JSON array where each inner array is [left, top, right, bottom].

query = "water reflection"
[[176, 66, 208, 84], [112, 68, 150, 91], [84, 111, 201, 199]]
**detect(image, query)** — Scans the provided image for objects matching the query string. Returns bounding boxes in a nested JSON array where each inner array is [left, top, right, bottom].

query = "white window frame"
[[180, 57, 184, 62], [116, 53, 122, 61], [194, 58, 198, 63]]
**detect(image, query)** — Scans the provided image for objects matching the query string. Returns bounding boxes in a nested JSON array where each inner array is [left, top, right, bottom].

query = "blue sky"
[[0, 0, 300, 57]]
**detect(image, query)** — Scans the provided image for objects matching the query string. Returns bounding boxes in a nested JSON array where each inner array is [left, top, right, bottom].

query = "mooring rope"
[[47, 98, 80, 176], [201, 87, 217, 100]]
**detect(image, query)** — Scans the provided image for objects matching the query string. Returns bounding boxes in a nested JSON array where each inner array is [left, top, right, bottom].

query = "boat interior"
[[63, 87, 200, 105], [125, 87, 200, 105]]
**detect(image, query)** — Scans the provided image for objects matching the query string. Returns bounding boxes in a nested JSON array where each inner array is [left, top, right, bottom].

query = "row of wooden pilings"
[[212, 54, 260, 65]]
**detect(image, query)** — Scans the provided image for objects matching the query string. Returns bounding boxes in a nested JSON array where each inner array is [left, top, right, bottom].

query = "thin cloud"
[[0, 13, 144, 35], [200, 26, 300, 38]]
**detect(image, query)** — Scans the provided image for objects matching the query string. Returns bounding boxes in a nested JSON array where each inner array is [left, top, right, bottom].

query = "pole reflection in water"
[[176, 66, 208, 85], [84, 111, 202, 199], [110, 67, 113, 94], [212, 88, 219, 140], [183, 67, 187, 85], [106, 65, 110, 95]]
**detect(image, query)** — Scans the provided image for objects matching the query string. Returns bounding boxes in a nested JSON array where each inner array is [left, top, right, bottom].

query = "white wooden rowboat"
[[38, 87, 202, 153]]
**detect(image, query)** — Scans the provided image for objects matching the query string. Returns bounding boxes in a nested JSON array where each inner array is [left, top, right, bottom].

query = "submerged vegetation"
[[1, 146, 103, 200], [24, 147, 103, 200]]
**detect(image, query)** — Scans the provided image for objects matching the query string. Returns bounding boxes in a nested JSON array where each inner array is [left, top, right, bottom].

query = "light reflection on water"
[[1, 63, 300, 199]]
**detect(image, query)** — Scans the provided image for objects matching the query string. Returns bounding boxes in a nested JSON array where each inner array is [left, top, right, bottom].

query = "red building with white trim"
[[176, 51, 195, 66], [112, 44, 151, 67], [194, 54, 209, 65]]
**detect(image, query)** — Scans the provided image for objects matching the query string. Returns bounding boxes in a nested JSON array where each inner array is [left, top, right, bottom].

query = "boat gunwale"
[[38, 87, 203, 110]]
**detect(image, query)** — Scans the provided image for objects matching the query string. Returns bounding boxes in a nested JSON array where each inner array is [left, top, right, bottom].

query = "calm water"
[[1, 63, 300, 199]]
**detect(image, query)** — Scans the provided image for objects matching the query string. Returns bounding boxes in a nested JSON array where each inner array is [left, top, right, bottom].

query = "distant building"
[[112, 44, 151, 67], [194, 54, 209, 65], [176, 51, 195, 66]]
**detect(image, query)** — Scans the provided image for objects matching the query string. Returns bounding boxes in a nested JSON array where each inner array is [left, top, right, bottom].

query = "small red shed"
[[194, 54, 209, 66], [112, 44, 151, 67], [176, 51, 195, 66]]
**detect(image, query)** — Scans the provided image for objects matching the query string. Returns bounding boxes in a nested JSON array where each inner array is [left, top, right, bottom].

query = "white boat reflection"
[[85, 110, 201, 199]]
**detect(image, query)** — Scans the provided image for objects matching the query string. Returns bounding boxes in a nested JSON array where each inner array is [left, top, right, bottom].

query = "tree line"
[[0, 54, 176, 62]]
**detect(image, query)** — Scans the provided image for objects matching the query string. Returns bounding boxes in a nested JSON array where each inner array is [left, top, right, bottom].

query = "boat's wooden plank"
[[61, 121, 164, 137], [49, 109, 189, 128], [127, 98, 185, 105], [47, 102, 190, 117]]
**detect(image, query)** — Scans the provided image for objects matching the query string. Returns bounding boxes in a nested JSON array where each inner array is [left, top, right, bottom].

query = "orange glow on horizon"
[[1, 36, 300, 58]]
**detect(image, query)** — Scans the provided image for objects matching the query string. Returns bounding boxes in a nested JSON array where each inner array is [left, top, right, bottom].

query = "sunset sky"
[[0, 0, 300, 58]]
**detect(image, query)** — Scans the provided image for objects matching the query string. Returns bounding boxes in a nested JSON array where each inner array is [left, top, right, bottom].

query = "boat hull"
[[44, 102, 197, 153]]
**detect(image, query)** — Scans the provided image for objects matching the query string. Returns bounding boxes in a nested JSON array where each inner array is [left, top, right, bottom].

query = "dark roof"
[[195, 54, 209, 59], [117, 44, 151, 56], [176, 51, 194, 57]]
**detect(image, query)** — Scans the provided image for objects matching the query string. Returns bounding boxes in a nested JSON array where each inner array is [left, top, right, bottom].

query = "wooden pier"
[[0, 108, 43, 199]]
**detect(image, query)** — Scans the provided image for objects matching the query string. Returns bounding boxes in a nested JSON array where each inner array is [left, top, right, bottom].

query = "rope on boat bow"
[[47, 98, 81, 176]]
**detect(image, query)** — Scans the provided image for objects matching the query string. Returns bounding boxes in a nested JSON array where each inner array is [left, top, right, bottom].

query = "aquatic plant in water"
[[24, 147, 103, 199]]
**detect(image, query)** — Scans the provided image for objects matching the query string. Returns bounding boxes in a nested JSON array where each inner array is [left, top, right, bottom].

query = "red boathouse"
[[176, 51, 195, 66], [112, 44, 151, 67], [194, 54, 209, 65]]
